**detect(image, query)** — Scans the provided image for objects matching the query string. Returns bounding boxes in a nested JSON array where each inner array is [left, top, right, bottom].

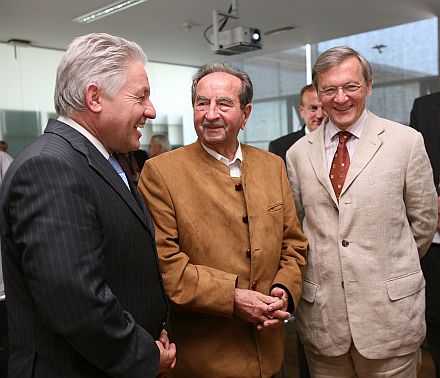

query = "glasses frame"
[[319, 83, 365, 98]]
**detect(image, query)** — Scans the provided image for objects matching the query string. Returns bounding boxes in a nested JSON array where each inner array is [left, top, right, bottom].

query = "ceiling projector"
[[211, 26, 263, 55]]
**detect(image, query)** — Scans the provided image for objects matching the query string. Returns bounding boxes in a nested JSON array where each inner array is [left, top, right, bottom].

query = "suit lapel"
[[306, 126, 338, 204], [44, 119, 151, 232], [306, 113, 384, 203], [340, 113, 383, 197]]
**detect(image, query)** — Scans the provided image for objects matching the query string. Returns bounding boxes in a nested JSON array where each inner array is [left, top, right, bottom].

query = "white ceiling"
[[0, 0, 439, 67]]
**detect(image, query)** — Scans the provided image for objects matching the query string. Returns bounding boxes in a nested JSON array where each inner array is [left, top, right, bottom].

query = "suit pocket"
[[368, 170, 401, 185], [267, 201, 283, 212], [386, 270, 425, 300], [300, 279, 318, 303]]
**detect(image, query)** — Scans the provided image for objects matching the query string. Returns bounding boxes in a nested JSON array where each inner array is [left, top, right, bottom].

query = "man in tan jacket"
[[138, 61, 307, 378], [286, 46, 437, 377]]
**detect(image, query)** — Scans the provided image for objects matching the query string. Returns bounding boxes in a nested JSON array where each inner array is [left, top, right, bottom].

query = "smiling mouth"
[[335, 105, 352, 111]]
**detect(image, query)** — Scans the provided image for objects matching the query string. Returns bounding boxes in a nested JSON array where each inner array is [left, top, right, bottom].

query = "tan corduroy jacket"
[[138, 140, 307, 378]]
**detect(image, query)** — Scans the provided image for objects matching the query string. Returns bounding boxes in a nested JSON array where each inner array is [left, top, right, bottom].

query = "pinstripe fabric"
[[0, 119, 168, 378]]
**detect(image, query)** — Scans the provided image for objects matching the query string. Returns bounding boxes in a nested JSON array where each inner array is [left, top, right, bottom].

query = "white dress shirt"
[[201, 142, 243, 178]]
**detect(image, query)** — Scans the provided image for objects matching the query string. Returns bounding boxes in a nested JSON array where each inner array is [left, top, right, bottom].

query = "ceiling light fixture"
[[7, 38, 31, 47], [72, 0, 148, 24]]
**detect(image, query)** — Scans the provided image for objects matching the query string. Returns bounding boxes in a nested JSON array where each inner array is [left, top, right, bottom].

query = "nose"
[[334, 88, 348, 103], [205, 104, 220, 121], [316, 107, 324, 119], [144, 99, 156, 120]]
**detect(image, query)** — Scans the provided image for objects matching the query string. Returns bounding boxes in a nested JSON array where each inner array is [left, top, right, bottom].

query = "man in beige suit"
[[138, 61, 308, 377], [286, 46, 438, 377]]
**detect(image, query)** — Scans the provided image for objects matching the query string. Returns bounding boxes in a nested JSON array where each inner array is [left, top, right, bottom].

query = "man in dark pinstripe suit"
[[0, 33, 175, 378]]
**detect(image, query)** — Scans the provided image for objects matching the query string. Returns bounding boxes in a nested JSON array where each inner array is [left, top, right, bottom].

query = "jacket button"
[[251, 280, 258, 290], [235, 183, 243, 191], [246, 249, 251, 258], [342, 240, 349, 247], [242, 215, 248, 224]]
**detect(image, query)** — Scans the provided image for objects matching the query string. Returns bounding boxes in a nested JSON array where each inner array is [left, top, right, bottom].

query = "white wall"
[[0, 43, 198, 147]]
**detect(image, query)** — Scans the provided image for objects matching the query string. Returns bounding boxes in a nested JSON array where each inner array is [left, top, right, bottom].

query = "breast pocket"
[[368, 170, 401, 186], [267, 201, 283, 212]]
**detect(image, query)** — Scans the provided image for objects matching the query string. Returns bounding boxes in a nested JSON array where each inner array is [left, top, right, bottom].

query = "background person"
[[0, 33, 175, 378], [410, 92, 440, 378], [138, 61, 308, 378], [269, 84, 325, 164], [286, 46, 437, 377], [0, 141, 8, 153], [148, 133, 171, 158], [270, 83, 325, 378]]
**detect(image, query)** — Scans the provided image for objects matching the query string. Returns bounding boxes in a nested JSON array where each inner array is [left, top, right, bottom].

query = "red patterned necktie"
[[329, 131, 352, 200]]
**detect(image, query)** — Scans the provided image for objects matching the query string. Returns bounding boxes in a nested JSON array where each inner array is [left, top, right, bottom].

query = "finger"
[[155, 340, 165, 353], [159, 329, 168, 341], [267, 309, 291, 320], [261, 318, 284, 329], [254, 291, 280, 304], [170, 357, 177, 369], [267, 298, 286, 312], [270, 287, 288, 299]]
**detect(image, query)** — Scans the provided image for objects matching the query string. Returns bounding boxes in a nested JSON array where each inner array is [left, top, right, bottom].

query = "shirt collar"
[[327, 108, 368, 141], [201, 141, 243, 166], [58, 116, 110, 159]]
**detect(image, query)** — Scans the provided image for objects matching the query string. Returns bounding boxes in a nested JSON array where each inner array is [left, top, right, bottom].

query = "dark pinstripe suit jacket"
[[0, 119, 168, 378], [268, 126, 306, 165]]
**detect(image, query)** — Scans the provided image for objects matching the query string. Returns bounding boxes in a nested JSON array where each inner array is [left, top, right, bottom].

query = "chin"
[[333, 116, 355, 128], [131, 139, 141, 150]]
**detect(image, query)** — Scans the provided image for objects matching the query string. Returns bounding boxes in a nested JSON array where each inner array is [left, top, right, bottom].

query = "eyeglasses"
[[319, 83, 363, 98]]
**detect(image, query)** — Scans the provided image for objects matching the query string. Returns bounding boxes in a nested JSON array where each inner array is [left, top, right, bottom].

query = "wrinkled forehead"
[[196, 72, 242, 98]]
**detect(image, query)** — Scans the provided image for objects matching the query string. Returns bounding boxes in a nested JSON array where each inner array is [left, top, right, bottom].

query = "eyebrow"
[[195, 95, 209, 102], [217, 96, 233, 103], [195, 95, 234, 103]]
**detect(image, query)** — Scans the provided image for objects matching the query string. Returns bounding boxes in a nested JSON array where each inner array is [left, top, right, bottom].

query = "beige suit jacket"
[[286, 111, 437, 359], [138, 141, 307, 378]]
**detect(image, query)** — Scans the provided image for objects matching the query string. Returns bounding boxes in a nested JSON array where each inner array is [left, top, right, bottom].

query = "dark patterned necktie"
[[329, 131, 352, 200]]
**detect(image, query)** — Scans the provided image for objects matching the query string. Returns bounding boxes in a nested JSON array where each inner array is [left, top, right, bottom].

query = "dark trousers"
[[297, 333, 310, 378], [421, 243, 440, 378], [0, 300, 7, 378]]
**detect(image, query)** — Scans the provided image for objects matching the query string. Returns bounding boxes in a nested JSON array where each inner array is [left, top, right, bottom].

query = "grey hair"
[[150, 133, 171, 152], [312, 46, 373, 89], [191, 61, 253, 109], [54, 33, 147, 117]]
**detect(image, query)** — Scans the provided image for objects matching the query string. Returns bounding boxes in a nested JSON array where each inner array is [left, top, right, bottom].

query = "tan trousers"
[[305, 343, 421, 378]]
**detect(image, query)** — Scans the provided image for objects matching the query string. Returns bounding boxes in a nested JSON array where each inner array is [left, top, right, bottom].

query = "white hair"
[[54, 33, 147, 117]]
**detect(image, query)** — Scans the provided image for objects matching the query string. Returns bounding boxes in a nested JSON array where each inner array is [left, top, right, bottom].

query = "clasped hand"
[[233, 287, 291, 330], [155, 329, 176, 377]]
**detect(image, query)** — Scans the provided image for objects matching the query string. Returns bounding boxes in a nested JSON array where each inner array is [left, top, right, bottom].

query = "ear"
[[240, 103, 253, 130], [85, 83, 102, 113], [366, 80, 373, 97], [298, 104, 305, 120]]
